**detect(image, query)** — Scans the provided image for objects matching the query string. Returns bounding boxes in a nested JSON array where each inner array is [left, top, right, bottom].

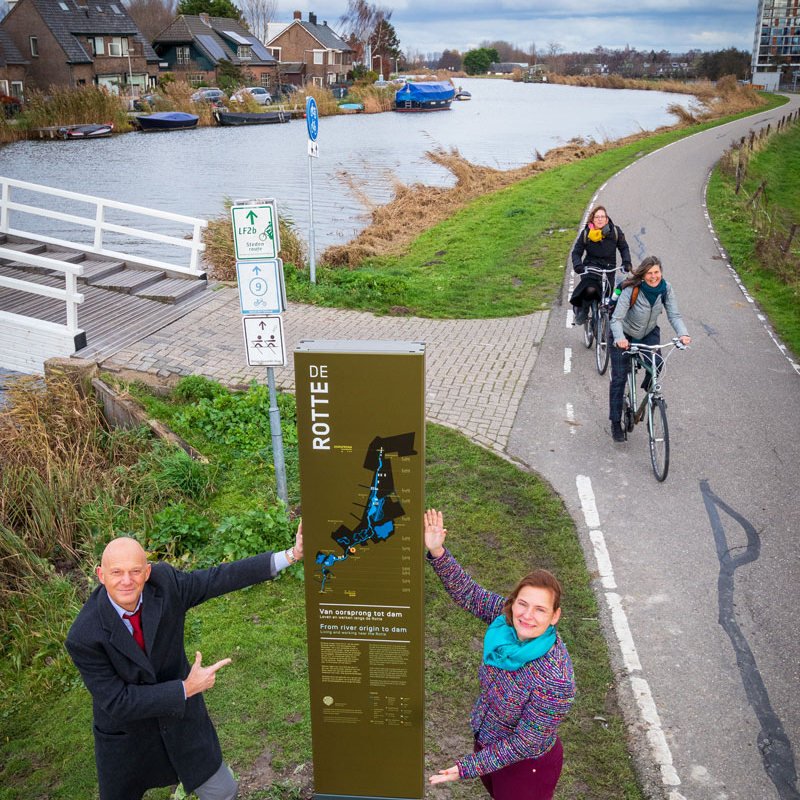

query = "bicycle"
[[579, 266, 618, 375], [621, 338, 689, 482]]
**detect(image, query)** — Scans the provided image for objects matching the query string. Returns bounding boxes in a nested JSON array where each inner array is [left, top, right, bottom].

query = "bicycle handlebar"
[[624, 337, 690, 355], [582, 266, 620, 275]]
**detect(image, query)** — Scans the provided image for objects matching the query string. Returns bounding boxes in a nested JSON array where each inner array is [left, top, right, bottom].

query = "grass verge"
[[280, 93, 786, 319], [706, 119, 800, 358], [0, 379, 641, 800]]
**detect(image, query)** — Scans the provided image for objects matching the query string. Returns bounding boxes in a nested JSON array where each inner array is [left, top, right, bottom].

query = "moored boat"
[[58, 123, 114, 139], [455, 89, 472, 100], [213, 109, 290, 126], [134, 112, 199, 132], [394, 81, 455, 112]]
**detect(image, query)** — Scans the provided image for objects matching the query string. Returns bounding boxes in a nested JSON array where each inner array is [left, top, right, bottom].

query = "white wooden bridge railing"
[[0, 176, 208, 276], [0, 177, 209, 373], [0, 247, 84, 333]]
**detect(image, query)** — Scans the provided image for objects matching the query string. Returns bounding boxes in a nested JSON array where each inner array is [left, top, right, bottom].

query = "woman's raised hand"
[[424, 508, 446, 558]]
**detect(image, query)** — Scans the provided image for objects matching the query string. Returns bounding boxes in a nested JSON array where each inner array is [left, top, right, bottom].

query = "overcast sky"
[[279, 0, 758, 57]]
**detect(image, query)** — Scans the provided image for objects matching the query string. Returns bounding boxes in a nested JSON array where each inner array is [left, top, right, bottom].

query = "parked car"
[[230, 87, 272, 105], [191, 88, 227, 104], [132, 93, 160, 111]]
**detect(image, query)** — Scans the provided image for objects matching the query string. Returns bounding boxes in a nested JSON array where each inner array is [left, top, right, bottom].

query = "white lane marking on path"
[[565, 402, 576, 435], [576, 474, 684, 792], [566, 309, 574, 328], [703, 169, 800, 376], [563, 348, 572, 374]]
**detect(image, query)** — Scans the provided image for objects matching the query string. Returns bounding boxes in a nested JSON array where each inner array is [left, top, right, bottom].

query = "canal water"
[[0, 78, 687, 260]]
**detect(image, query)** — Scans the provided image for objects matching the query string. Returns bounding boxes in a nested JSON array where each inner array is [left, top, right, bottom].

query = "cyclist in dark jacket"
[[569, 206, 631, 324]]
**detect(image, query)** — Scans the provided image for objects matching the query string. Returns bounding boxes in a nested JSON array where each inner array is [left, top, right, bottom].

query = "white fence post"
[[94, 202, 105, 252], [0, 179, 9, 232], [65, 272, 80, 333]]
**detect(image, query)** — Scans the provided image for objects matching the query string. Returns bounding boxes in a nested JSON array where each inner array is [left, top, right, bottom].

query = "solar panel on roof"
[[222, 29, 250, 44], [246, 38, 273, 61], [197, 34, 227, 60]]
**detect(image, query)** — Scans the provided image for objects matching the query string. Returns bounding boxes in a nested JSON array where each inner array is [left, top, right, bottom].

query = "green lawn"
[[0, 396, 642, 800]]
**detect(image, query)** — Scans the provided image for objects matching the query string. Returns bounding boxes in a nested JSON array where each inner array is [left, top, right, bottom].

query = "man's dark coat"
[[66, 553, 277, 800]]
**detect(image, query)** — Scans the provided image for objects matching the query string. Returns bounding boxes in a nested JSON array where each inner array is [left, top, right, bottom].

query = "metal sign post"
[[306, 96, 319, 284], [234, 198, 289, 508]]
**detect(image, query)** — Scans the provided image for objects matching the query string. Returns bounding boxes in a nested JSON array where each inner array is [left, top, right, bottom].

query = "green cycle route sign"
[[231, 199, 280, 260]]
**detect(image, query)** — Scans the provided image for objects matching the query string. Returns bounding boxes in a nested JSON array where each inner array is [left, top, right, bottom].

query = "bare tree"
[[339, 0, 392, 63], [238, 0, 277, 43], [124, 0, 177, 42], [546, 40, 564, 74]]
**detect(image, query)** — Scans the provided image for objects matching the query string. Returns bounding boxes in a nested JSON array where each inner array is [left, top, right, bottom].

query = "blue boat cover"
[[149, 112, 199, 122], [394, 81, 455, 102]]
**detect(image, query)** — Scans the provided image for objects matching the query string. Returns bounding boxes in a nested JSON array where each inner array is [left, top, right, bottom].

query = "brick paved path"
[[104, 287, 548, 452]]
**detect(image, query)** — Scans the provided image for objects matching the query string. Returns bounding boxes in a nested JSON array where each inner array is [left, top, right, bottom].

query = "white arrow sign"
[[242, 315, 286, 367]]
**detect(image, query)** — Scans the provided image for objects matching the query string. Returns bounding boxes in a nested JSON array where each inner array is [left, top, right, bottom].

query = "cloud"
[[282, 2, 756, 55]]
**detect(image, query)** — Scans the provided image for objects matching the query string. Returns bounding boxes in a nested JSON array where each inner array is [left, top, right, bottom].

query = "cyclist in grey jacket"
[[608, 256, 691, 442]]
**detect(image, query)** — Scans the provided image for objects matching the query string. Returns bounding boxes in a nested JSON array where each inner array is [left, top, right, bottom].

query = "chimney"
[[293, 10, 301, 19], [323, 20, 327, 26], [75, 0, 86, 6], [308, 11, 317, 24], [199, 12, 211, 25]]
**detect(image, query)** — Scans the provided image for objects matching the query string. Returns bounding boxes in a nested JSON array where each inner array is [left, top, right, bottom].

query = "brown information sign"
[[295, 340, 425, 800]]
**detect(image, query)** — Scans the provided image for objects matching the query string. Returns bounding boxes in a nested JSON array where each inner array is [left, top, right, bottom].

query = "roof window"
[[59, 1, 69, 9], [110, 3, 122, 13]]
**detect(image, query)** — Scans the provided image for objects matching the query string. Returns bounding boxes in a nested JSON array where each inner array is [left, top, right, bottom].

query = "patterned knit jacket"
[[429, 548, 575, 779]]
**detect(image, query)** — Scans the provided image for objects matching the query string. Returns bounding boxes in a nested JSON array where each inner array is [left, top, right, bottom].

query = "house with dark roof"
[[152, 13, 277, 89], [1, 0, 159, 94], [265, 11, 353, 87], [0, 28, 28, 100]]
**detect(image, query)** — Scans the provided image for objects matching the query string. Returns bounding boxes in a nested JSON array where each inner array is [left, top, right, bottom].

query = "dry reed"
[[161, 81, 217, 126], [23, 85, 131, 130]]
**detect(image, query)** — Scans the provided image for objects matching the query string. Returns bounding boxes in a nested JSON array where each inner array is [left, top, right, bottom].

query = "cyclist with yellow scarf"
[[569, 205, 631, 324]]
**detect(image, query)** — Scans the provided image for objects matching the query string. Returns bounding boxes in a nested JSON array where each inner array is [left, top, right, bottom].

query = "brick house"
[[0, 28, 28, 99], [152, 14, 277, 89], [266, 11, 353, 87], [1, 0, 160, 94]]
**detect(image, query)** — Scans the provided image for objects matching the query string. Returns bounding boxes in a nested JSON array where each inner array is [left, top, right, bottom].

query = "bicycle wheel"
[[648, 397, 669, 481], [583, 303, 595, 348], [595, 311, 610, 374], [622, 375, 634, 434]]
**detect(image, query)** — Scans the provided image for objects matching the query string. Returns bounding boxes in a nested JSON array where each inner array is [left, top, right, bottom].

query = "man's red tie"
[[123, 608, 145, 651]]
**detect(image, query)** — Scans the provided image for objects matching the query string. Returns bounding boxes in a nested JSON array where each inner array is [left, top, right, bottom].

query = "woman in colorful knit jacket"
[[424, 508, 575, 800]]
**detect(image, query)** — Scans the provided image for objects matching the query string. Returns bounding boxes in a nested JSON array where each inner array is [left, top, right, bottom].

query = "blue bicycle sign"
[[306, 96, 318, 141]]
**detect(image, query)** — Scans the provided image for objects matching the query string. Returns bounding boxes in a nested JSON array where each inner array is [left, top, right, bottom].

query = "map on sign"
[[314, 432, 416, 592], [231, 201, 280, 260], [236, 259, 285, 314]]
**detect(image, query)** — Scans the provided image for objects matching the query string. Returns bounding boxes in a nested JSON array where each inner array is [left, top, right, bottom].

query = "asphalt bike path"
[[509, 96, 800, 800]]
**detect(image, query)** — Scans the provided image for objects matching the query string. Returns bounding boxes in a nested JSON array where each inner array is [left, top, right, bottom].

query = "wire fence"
[[718, 108, 800, 285]]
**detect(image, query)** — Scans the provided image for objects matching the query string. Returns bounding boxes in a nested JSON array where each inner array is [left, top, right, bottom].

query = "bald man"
[[66, 530, 302, 800]]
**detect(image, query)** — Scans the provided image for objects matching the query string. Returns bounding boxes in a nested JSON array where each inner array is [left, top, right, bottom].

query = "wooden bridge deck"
[[0, 265, 215, 362]]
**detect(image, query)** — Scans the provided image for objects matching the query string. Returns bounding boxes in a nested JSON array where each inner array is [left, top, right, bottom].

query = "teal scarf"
[[483, 615, 557, 671], [637, 278, 667, 306]]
